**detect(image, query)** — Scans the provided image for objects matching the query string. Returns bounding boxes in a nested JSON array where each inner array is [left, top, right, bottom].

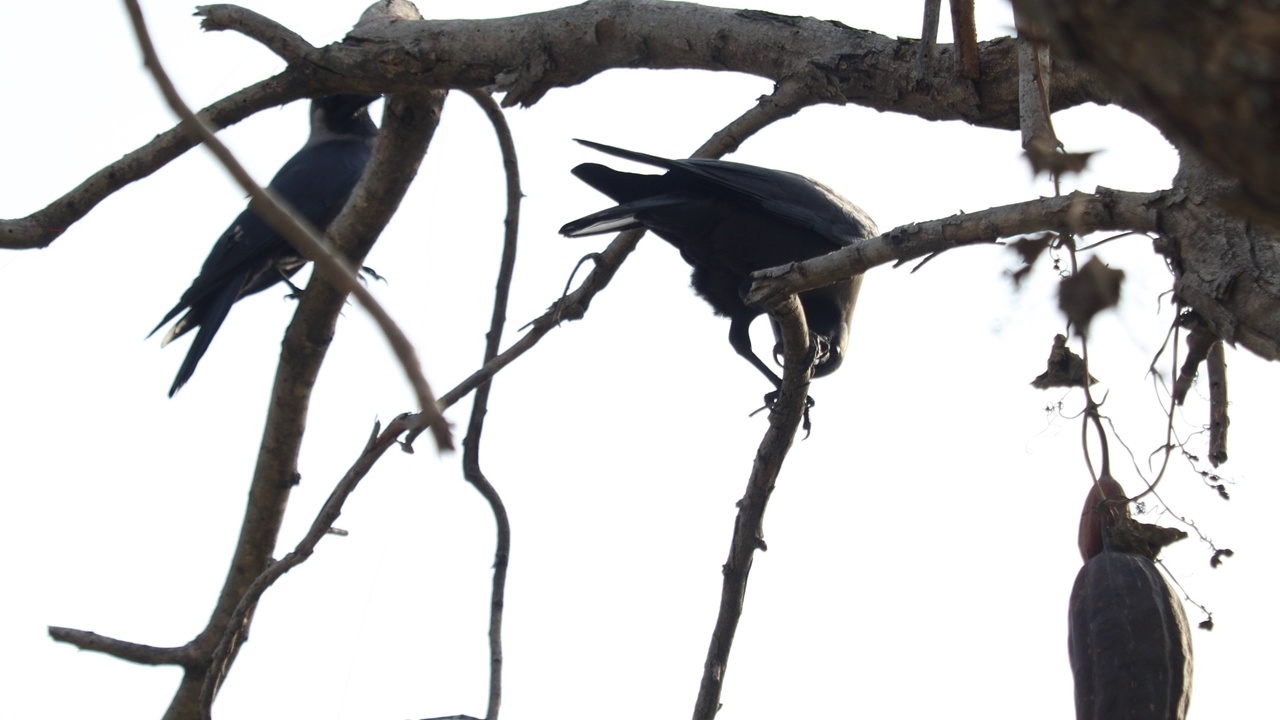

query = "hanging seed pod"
[[1068, 552, 1193, 719], [1069, 478, 1193, 720]]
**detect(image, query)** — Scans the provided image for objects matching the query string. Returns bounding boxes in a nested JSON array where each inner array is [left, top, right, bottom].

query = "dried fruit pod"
[[1068, 552, 1193, 720]]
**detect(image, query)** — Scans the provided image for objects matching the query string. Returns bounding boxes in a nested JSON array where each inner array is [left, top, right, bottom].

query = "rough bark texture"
[[1155, 152, 1280, 361], [1012, 0, 1280, 227]]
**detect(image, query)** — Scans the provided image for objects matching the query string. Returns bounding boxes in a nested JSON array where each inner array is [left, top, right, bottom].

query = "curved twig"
[[456, 86, 522, 720], [195, 4, 318, 64]]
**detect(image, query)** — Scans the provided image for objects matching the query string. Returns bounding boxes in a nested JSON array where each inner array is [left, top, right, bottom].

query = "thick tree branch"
[[1158, 154, 1280, 363], [199, 1, 1106, 122], [2, 1, 1110, 254]]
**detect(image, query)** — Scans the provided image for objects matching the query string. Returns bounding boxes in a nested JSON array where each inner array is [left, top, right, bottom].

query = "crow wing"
[[572, 139, 878, 246]]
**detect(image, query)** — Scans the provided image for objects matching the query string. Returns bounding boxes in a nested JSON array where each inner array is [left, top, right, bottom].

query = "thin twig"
[[917, 0, 942, 81], [457, 87, 522, 720], [1131, 312, 1183, 505], [950, 0, 981, 79], [1172, 320, 1216, 405], [1206, 340, 1229, 466], [0, 73, 307, 251], [47, 629, 195, 667], [194, 4, 317, 63]]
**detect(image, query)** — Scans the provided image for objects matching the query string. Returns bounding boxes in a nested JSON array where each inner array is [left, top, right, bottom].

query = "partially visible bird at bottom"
[[559, 139, 877, 402], [151, 93, 380, 397]]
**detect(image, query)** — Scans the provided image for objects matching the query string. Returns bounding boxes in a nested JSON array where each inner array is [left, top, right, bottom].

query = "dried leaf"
[[1031, 334, 1097, 388], [1059, 257, 1124, 335], [1109, 516, 1188, 561], [1008, 233, 1053, 286], [1024, 133, 1097, 178]]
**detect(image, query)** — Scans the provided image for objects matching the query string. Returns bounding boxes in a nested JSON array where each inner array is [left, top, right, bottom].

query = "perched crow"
[[151, 94, 380, 397], [560, 139, 877, 390]]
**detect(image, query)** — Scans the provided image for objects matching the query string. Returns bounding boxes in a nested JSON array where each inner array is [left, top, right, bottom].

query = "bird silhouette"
[[151, 94, 379, 396], [561, 139, 876, 390]]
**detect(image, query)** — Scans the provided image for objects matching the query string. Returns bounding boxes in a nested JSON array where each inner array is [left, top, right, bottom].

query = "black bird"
[[151, 94, 380, 396], [559, 139, 876, 391]]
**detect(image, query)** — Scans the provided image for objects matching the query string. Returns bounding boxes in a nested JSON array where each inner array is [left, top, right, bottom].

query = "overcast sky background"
[[2, 1, 1276, 718]]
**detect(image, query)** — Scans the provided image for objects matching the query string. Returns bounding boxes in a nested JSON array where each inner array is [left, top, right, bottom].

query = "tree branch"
[[47, 628, 195, 667], [1, 1, 1111, 254], [0, 73, 306, 251], [1207, 340, 1229, 468], [108, 2, 451, 716], [916, 0, 942, 81], [693, 295, 812, 720], [196, 414, 418, 719], [950, 0, 981, 79], [176, 78, 446, 720], [1011, 0, 1280, 224], [124, 0, 452, 452], [746, 188, 1163, 308], [427, 79, 815, 423], [456, 86, 522, 720], [195, 4, 318, 64], [197, 1, 1107, 122]]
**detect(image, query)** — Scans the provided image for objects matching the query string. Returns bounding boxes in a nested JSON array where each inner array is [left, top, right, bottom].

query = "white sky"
[[1, 1, 1276, 719]]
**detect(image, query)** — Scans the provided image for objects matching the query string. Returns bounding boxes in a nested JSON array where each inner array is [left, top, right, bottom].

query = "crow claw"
[[755, 390, 816, 437]]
